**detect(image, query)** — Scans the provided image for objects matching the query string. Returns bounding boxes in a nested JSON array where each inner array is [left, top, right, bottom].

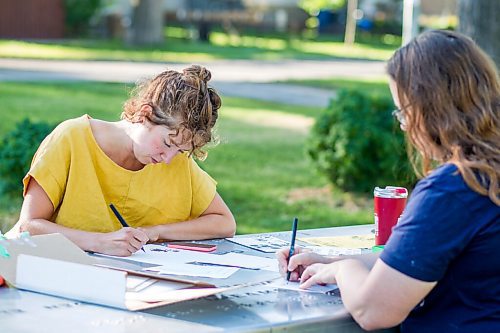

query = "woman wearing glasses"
[[7, 65, 236, 256], [277, 30, 499, 332]]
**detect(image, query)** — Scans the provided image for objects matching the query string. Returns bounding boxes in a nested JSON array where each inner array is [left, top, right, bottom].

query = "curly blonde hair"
[[387, 30, 500, 205], [122, 65, 221, 160]]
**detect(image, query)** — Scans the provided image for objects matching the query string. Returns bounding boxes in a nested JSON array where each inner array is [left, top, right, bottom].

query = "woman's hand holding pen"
[[276, 246, 332, 282], [96, 228, 149, 256]]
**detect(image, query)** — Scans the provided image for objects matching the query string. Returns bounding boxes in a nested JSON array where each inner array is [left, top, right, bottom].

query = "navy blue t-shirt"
[[380, 164, 500, 333]]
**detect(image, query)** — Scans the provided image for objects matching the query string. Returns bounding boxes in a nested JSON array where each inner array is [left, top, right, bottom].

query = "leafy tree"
[[64, 0, 101, 36], [299, 0, 345, 14]]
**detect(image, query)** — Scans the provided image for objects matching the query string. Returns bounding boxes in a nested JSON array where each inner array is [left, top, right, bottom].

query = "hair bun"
[[183, 65, 211, 83]]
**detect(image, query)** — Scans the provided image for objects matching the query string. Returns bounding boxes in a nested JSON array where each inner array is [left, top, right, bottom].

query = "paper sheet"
[[226, 235, 290, 253], [126, 286, 234, 305], [299, 235, 374, 248], [97, 244, 200, 266], [127, 279, 194, 300], [144, 262, 239, 279], [195, 252, 279, 272], [126, 275, 153, 291], [98, 244, 279, 272], [304, 246, 363, 256], [268, 280, 338, 294]]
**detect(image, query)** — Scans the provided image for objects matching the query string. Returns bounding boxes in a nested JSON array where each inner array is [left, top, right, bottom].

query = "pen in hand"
[[286, 217, 299, 282], [109, 203, 146, 253]]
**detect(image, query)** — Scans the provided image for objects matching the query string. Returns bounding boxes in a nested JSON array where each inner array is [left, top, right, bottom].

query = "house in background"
[[96, 0, 308, 41], [0, 0, 458, 41], [0, 0, 65, 39]]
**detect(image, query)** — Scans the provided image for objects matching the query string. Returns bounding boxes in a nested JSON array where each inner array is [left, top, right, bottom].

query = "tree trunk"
[[402, 0, 420, 45], [457, 0, 500, 67], [130, 0, 164, 45], [344, 0, 358, 44]]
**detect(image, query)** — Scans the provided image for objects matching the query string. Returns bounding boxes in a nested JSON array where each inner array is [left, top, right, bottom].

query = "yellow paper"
[[299, 235, 374, 249]]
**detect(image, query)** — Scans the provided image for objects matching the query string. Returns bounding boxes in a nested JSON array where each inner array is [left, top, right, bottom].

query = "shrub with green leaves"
[[0, 119, 55, 197], [307, 89, 415, 193], [64, 0, 101, 36]]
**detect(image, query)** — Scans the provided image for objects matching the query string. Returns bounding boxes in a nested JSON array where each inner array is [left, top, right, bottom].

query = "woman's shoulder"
[[417, 164, 463, 190], [55, 115, 90, 132], [415, 163, 498, 209], [47, 115, 91, 142], [411, 164, 472, 206]]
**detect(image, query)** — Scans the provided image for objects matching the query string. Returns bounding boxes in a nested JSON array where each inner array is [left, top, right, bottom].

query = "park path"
[[0, 58, 386, 108]]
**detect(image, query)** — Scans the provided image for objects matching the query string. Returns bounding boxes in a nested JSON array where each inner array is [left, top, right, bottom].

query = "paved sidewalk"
[[0, 58, 385, 107]]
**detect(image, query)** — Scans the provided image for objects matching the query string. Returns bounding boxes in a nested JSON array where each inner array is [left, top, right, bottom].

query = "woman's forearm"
[[335, 259, 371, 309], [151, 213, 236, 241], [324, 252, 380, 267], [350, 252, 380, 268], [20, 218, 101, 252]]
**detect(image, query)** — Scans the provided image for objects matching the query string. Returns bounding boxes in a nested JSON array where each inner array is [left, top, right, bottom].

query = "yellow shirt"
[[22, 115, 216, 233]]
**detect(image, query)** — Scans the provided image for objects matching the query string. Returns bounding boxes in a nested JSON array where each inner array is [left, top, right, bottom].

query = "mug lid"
[[374, 186, 408, 198]]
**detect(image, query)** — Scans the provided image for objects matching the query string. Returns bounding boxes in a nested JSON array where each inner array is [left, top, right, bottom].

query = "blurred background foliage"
[[0, 120, 56, 197], [64, 0, 102, 37]]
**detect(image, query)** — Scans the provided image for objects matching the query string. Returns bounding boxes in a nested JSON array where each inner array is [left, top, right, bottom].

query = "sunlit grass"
[[291, 39, 394, 60], [279, 77, 391, 98], [0, 40, 218, 62], [210, 33, 288, 51], [0, 26, 399, 62]]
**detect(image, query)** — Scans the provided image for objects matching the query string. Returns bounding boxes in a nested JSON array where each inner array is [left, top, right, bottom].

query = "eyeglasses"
[[392, 108, 407, 126]]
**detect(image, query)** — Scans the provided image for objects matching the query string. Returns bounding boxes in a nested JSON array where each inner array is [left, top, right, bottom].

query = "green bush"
[[0, 119, 55, 197], [307, 89, 415, 193], [64, 0, 102, 36]]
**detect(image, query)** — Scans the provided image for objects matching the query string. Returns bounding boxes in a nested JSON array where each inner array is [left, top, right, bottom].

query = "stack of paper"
[[97, 244, 280, 278], [144, 262, 239, 279], [226, 235, 290, 253], [299, 235, 374, 249]]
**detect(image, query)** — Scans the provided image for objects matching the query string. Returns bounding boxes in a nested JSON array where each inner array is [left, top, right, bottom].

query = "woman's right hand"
[[276, 247, 332, 282], [96, 228, 149, 256]]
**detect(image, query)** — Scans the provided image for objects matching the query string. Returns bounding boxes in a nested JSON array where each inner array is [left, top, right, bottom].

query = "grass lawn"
[[0, 82, 373, 234], [280, 77, 391, 98], [0, 27, 399, 62]]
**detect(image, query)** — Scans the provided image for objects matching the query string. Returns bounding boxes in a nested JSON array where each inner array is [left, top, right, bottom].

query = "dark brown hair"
[[387, 30, 500, 205], [122, 65, 221, 160]]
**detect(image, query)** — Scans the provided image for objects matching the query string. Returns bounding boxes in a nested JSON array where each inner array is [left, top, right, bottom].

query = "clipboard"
[[0, 233, 236, 311]]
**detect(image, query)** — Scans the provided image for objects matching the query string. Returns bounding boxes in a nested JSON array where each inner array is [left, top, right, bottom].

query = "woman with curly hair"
[[278, 30, 499, 332], [8, 65, 236, 256]]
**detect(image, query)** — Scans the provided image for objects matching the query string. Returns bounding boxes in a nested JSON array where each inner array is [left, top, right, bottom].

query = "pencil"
[[109, 203, 145, 252], [286, 217, 299, 281]]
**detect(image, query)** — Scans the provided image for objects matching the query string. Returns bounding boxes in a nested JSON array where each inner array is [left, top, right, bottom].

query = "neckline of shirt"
[[82, 114, 152, 176]]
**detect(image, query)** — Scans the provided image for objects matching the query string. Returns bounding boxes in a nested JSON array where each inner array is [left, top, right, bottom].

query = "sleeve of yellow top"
[[188, 158, 217, 219], [22, 127, 71, 211]]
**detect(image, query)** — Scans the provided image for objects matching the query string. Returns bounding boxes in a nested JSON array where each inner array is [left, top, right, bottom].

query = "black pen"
[[286, 217, 299, 282], [109, 203, 145, 252]]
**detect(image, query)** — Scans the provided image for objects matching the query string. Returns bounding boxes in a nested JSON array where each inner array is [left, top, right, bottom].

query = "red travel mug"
[[374, 186, 408, 245]]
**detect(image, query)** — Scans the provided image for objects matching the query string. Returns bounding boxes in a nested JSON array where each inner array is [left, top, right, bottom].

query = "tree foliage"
[[63, 0, 102, 36], [299, 0, 346, 15], [0, 119, 54, 197]]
